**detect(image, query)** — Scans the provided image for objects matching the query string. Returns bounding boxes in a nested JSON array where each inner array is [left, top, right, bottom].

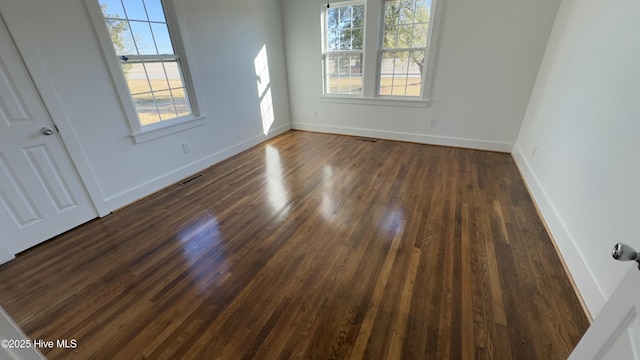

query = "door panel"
[[0, 15, 96, 255], [24, 144, 77, 211], [0, 154, 41, 227], [0, 70, 32, 125], [570, 266, 640, 359]]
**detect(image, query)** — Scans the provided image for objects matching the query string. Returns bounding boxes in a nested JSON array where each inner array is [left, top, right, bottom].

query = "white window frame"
[[321, 1, 367, 96], [319, 0, 441, 107], [85, 0, 206, 143]]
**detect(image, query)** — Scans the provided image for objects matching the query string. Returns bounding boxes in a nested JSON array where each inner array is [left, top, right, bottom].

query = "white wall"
[[0, 307, 45, 360], [0, 0, 291, 212], [281, 0, 561, 151], [513, 0, 640, 317]]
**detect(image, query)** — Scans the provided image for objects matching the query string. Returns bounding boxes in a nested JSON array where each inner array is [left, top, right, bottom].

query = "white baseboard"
[[292, 122, 514, 153], [105, 124, 291, 211], [512, 144, 605, 318]]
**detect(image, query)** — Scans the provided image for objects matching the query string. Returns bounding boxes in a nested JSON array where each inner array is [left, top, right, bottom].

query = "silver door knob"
[[612, 243, 640, 270], [41, 127, 55, 136]]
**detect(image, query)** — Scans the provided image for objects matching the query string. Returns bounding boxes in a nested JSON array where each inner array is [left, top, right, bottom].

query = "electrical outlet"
[[182, 142, 191, 153], [428, 118, 437, 128]]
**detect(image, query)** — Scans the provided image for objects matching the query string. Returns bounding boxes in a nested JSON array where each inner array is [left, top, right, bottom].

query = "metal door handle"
[[612, 243, 640, 270], [41, 127, 55, 136]]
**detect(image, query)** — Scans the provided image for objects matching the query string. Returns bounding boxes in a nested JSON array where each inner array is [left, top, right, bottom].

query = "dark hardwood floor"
[[0, 130, 589, 359]]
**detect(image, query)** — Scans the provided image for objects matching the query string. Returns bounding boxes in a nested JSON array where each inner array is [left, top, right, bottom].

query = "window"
[[99, 0, 192, 125], [321, 0, 438, 102], [322, 2, 366, 95], [379, 0, 430, 97], [87, 0, 203, 141]]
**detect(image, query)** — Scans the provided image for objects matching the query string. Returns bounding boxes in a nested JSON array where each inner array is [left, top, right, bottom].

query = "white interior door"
[[0, 15, 96, 256], [570, 264, 640, 359]]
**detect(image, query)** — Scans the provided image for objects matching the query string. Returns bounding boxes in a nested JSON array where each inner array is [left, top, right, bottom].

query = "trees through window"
[[380, 0, 431, 96], [323, 3, 366, 95]]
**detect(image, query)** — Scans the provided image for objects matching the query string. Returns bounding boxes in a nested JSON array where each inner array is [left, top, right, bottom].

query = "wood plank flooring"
[[0, 131, 589, 359]]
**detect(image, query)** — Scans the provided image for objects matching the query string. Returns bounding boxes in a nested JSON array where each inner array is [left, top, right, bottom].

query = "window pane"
[[144, 62, 169, 91], [339, 76, 350, 93], [130, 21, 156, 54], [383, 30, 397, 49], [418, 0, 431, 24], [424, 0, 432, 16], [384, 1, 400, 26], [379, 51, 423, 96], [143, 0, 166, 22], [338, 56, 350, 75], [326, 4, 365, 51], [349, 54, 363, 77], [351, 28, 364, 50], [411, 24, 428, 48], [327, 8, 339, 30], [397, 24, 412, 49], [154, 90, 178, 120], [339, 7, 351, 28], [151, 23, 174, 54], [123, 63, 151, 94], [121, 0, 148, 21], [132, 93, 160, 125], [379, 52, 399, 95], [325, 54, 337, 76], [352, 75, 363, 92], [163, 62, 182, 84], [127, 61, 191, 125], [327, 30, 340, 51], [100, 0, 126, 18], [399, 3, 413, 25], [338, 29, 351, 50], [410, 51, 425, 71], [106, 19, 135, 55], [332, 28, 364, 51], [172, 88, 191, 117], [353, 5, 365, 28], [325, 53, 363, 95], [383, 0, 429, 49]]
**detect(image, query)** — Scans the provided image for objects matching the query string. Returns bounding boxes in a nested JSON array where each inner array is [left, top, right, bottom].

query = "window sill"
[[319, 96, 431, 108], [131, 115, 207, 144]]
